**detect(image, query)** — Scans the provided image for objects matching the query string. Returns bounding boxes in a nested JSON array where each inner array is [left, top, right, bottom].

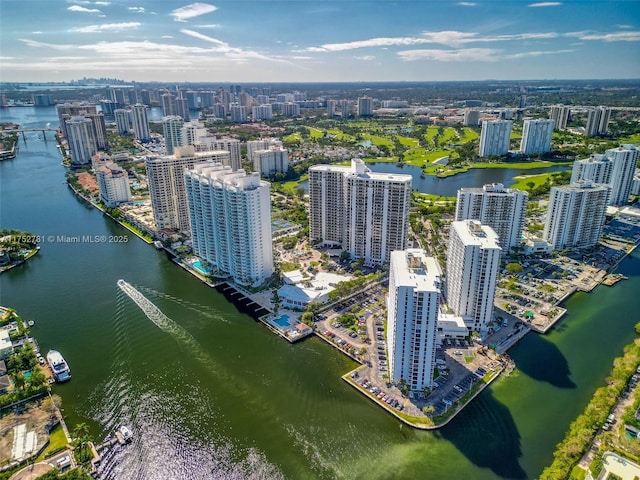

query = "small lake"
[[298, 162, 570, 197]]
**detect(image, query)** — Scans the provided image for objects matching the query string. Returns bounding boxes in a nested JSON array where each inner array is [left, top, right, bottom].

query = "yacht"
[[46, 350, 71, 382], [119, 425, 133, 443]]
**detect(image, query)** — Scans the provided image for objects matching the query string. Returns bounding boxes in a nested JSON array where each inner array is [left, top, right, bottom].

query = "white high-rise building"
[[446, 220, 501, 334], [520, 119, 554, 155], [253, 147, 289, 177], [463, 109, 480, 127], [478, 120, 512, 157], [327, 99, 337, 117], [340, 99, 350, 118], [309, 159, 412, 265], [131, 104, 150, 141], [114, 109, 131, 134], [162, 116, 184, 155], [160, 93, 176, 116], [247, 139, 283, 164], [193, 137, 242, 171], [455, 183, 528, 251], [357, 96, 373, 117], [185, 162, 274, 286], [570, 145, 639, 206], [230, 103, 248, 123], [252, 104, 273, 121], [96, 162, 131, 207], [543, 181, 610, 251], [281, 102, 300, 117], [585, 106, 611, 137], [387, 249, 441, 392], [549, 105, 570, 130], [181, 120, 208, 146], [56, 102, 97, 140], [66, 116, 97, 165], [146, 146, 229, 233]]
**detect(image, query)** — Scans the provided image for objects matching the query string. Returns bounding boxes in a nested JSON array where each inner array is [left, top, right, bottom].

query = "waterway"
[[298, 162, 570, 197], [1, 106, 639, 479]]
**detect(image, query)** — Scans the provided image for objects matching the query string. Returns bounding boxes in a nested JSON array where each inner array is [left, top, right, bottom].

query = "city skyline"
[[1, 1, 639, 83]]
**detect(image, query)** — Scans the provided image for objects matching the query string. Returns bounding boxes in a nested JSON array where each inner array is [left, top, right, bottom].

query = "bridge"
[[2, 127, 59, 144]]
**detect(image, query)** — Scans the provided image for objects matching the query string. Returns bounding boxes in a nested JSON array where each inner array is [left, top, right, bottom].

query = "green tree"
[[505, 262, 523, 274]]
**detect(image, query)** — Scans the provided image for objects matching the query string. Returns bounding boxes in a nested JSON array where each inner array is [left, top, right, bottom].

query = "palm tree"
[[10, 371, 25, 391]]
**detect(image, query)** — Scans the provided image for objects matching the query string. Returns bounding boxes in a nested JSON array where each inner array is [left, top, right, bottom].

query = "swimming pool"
[[192, 261, 211, 275], [273, 314, 291, 328]]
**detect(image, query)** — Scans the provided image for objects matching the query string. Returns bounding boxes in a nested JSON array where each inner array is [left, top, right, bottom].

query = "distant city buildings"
[[185, 162, 274, 286], [253, 147, 289, 178], [96, 162, 131, 207], [309, 159, 411, 265], [549, 105, 571, 130], [543, 180, 610, 250], [387, 249, 441, 392], [230, 103, 248, 123], [478, 120, 512, 157], [520, 119, 554, 155], [446, 220, 501, 334], [585, 106, 611, 137], [252, 104, 273, 121], [463, 109, 480, 127], [162, 116, 184, 155], [32, 94, 54, 107], [571, 145, 639, 206], [114, 109, 131, 134], [131, 104, 151, 141], [455, 183, 528, 252], [357, 97, 373, 117]]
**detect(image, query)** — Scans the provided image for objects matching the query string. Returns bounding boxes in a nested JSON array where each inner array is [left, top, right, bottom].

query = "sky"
[[0, 0, 639, 83]]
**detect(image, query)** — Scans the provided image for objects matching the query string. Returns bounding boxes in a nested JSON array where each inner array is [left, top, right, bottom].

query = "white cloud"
[[398, 48, 499, 62], [162, 35, 174, 39], [170, 3, 217, 22], [128, 6, 145, 13], [94, 1, 110, 5], [197, 24, 220, 29], [304, 30, 560, 52], [616, 24, 633, 29], [32, 31, 43, 35], [180, 29, 228, 46], [457, 2, 477, 6], [398, 47, 572, 62], [71, 22, 141, 33], [505, 49, 573, 59], [566, 30, 640, 41], [528, 2, 562, 7], [355, 55, 376, 61], [67, 5, 101, 13]]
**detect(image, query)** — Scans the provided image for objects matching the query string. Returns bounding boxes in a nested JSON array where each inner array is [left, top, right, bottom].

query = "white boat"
[[119, 425, 133, 443], [46, 350, 71, 382], [153, 241, 163, 250]]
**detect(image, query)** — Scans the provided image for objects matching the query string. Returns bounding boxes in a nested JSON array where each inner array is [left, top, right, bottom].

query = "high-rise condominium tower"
[[455, 183, 528, 252], [446, 220, 501, 334], [185, 162, 273, 286], [387, 249, 442, 392]]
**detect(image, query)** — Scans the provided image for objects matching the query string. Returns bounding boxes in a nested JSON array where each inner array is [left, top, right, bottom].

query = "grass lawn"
[[464, 355, 475, 364], [397, 135, 420, 147], [307, 127, 324, 139], [621, 132, 640, 143], [283, 132, 303, 144], [459, 128, 479, 143], [362, 133, 394, 148], [440, 128, 457, 146], [413, 192, 456, 203], [280, 174, 308, 195], [326, 128, 356, 142], [363, 156, 398, 164], [424, 126, 439, 146], [36, 425, 68, 461]]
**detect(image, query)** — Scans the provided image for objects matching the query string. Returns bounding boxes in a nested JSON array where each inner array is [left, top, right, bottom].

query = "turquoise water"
[[192, 261, 210, 275], [273, 314, 291, 328]]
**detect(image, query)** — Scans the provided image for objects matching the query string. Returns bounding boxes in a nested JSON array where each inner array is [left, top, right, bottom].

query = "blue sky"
[[1, 1, 639, 82]]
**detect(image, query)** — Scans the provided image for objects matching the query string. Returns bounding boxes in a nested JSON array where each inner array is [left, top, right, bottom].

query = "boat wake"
[[135, 285, 230, 323], [116, 279, 218, 372]]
